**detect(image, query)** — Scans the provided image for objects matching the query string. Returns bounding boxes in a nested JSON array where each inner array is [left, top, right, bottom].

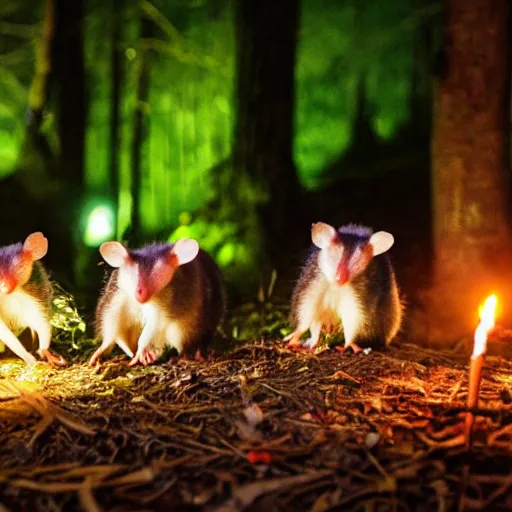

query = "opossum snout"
[[136, 285, 151, 304], [335, 261, 349, 285]]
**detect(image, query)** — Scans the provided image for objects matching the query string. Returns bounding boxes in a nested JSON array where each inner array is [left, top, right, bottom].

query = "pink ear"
[[100, 241, 130, 268], [311, 222, 337, 249], [172, 238, 199, 265], [23, 232, 48, 260]]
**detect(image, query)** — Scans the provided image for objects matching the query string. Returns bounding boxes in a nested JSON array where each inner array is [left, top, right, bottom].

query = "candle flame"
[[473, 294, 497, 357]]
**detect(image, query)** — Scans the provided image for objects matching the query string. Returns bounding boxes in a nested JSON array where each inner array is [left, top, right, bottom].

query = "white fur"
[[294, 276, 363, 349], [317, 244, 344, 284], [139, 303, 185, 355], [93, 291, 186, 365], [164, 321, 184, 354], [118, 269, 184, 354], [116, 264, 139, 301], [96, 292, 141, 359], [133, 302, 178, 358], [335, 285, 364, 347], [0, 289, 50, 365]]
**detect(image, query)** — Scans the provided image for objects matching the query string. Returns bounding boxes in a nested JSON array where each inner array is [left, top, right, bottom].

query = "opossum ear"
[[100, 241, 130, 268], [311, 222, 337, 249], [172, 238, 199, 265], [23, 232, 48, 260], [369, 231, 394, 256]]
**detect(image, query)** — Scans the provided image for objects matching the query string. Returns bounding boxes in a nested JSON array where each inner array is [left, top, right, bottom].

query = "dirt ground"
[[1, 340, 512, 512]]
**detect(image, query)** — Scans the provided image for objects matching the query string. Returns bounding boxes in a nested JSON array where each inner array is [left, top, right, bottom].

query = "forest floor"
[[1, 334, 512, 512]]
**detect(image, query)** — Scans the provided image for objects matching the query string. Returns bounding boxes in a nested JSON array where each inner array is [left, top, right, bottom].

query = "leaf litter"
[[1, 331, 512, 510]]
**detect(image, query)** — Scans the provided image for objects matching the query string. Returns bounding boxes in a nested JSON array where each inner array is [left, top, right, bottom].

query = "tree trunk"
[[17, 0, 58, 200], [409, 22, 432, 143], [27, 0, 55, 133], [429, 0, 512, 345], [50, 0, 87, 287], [233, 0, 302, 264], [53, 0, 86, 189], [128, 17, 152, 246], [110, 0, 124, 240]]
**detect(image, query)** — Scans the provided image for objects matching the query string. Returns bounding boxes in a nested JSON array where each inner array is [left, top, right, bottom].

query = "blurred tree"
[[53, 0, 86, 187], [109, 0, 124, 240], [127, 14, 153, 246], [429, 0, 512, 345], [4, 0, 77, 288], [15, 0, 58, 200], [23, 0, 55, 184], [232, 0, 303, 266], [52, 0, 87, 287]]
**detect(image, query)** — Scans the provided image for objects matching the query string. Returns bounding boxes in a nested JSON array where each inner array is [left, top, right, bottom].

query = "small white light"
[[84, 206, 115, 247]]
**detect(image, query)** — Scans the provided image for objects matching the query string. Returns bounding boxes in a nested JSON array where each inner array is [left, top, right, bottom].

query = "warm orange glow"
[[473, 294, 497, 357]]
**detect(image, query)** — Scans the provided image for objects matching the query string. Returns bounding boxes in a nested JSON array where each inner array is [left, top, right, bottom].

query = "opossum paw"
[[335, 343, 365, 354], [129, 347, 160, 366], [39, 349, 67, 367], [24, 353, 38, 368], [179, 349, 205, 362], [88, 349, 104, 366], [302, 337, 319, 350], [285, 332, 304, 348], [349, 343, 364, 354]]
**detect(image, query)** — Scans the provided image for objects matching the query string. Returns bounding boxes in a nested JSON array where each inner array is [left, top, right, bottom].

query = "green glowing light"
[[217, 242, 237, 266], [84, 205, 115, 247]]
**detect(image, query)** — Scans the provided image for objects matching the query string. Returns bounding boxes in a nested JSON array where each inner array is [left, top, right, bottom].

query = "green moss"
[[50, 284, 96, 360]]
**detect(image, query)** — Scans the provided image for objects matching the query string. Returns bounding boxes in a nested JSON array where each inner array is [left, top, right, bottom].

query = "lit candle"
[[464, 294, 497, 447]]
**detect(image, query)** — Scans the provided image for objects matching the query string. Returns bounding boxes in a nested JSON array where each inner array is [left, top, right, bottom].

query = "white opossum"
[[285, 222, 403, 353], [90, 239, 226, 366], [0, 232, 66, 366]]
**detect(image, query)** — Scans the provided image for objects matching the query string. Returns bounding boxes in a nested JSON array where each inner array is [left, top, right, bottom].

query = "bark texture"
[[233, 0, 302, 263], [430, 0, 512, 344]]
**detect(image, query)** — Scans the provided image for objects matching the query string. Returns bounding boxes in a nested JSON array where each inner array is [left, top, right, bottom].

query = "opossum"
[[285, 222, 402, 353], [90, 238, 226, 366], [0, 232, 66, 366]]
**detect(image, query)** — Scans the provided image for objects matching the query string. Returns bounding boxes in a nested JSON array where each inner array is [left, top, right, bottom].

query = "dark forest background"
[[0, 0, 511, 346]]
